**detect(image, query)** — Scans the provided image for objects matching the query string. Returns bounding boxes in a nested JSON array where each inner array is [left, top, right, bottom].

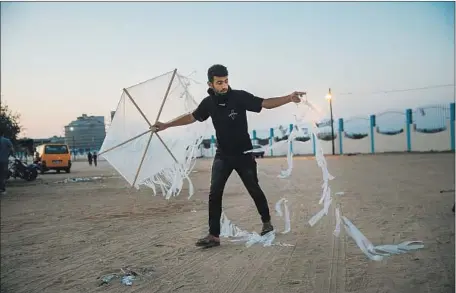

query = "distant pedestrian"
[[93, 152, 98, 167], [87, 152, 93, 166]]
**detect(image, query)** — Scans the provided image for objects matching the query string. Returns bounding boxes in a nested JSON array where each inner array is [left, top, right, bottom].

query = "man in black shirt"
[[153, 64, 305, 248]]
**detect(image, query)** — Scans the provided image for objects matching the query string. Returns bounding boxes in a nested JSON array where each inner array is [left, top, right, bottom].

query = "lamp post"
[[69, 127, 76, 160], [325, 88, 335, 155]]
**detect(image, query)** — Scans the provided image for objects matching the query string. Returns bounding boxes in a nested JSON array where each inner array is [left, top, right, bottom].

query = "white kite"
[[99, 69, 207, 199]]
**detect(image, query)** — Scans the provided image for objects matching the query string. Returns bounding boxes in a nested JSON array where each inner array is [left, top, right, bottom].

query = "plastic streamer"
[[220, 197, 293, 248], [333, 206, 341, 237], [275, 198, 291, 234], [301, 100, 423, 260], [142, 134, 203, 200], [244, 97, 424, 259], [342, 215, 424, 261]]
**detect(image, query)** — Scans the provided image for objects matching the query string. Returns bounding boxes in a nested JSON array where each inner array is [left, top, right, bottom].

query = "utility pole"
[[326, 88, 335, 155]]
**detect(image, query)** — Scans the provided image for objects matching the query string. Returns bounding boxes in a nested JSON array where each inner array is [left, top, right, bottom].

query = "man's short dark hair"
[[207, 64, 228, 82]]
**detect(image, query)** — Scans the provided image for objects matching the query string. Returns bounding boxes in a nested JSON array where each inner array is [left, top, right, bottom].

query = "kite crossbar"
[[99, 129, 153, 156], [132, 132, 154, 187], [155, 68, 177, 124], [155, 133, 179, 163], [123, 88, 153, 128]]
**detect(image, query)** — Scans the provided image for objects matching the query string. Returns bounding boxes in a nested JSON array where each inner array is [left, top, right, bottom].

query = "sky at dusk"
[[1, 1, 454, 138]]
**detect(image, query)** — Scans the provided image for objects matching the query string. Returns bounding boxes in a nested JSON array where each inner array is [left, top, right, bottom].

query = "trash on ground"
[[55, 177, 103, 184], [440, 189, 455, 193], [98, 274, 119, 286], [98, 267, 141, 286], [121, 275, 135, 286]]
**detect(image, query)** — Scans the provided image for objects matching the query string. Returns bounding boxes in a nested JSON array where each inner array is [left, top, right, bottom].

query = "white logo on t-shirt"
[[228, 109, 238, 120]]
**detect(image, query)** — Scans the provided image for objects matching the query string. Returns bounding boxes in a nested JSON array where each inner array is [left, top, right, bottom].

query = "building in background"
[[33, 136, 66, 145], [64, 114, 106, 152]]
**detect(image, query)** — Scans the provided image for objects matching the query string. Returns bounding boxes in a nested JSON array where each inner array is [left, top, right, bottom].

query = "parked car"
[[251, 145, 265, 158], [34, 143, 72, 174]]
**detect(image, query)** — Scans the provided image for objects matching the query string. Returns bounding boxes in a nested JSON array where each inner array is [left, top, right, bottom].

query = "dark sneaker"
[[195, 235, 220, 248], [261, 222, 274, 236]]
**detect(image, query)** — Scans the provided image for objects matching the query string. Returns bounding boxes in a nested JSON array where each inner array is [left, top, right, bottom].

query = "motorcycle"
[[7, 157, 39, 182]]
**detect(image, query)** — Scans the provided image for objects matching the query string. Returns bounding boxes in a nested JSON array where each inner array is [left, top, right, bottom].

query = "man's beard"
[[214, 88, 228, 95]]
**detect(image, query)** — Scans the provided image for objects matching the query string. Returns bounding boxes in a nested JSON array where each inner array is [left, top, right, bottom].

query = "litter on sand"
[[98, 267, 140, 287], [55, 177, 103, 184]]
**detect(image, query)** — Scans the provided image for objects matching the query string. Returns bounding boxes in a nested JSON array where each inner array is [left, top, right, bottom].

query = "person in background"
[[92, 152, 98, 167], [0, 133, 14, 194], [87, 151, 93, 166]]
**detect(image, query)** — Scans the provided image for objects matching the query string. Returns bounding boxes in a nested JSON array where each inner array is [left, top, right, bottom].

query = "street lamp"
[[69, 127, 76, 159], [326, 88, 335, 155]]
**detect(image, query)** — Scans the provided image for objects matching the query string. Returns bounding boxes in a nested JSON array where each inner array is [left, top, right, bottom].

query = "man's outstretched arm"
[[262, 91, 306, 109], [152, 97, 210, 132], [166, 113, 197, 128], [152, 113, 196, 132], [262, 95, 293, 109]]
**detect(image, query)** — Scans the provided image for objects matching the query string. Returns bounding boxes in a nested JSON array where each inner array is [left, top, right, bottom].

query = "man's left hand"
[[288, 91, 306, 103]]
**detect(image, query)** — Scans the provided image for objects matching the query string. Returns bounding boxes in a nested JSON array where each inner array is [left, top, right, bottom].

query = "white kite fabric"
[[100, 69, 207, 199], [245, 98, 424, 260]]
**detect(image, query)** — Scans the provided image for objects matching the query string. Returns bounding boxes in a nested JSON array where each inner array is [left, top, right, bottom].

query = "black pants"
[[208, 153, 271, 237]]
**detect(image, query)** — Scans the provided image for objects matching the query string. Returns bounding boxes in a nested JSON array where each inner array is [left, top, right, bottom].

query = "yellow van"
[[35, 144, 72, 174]]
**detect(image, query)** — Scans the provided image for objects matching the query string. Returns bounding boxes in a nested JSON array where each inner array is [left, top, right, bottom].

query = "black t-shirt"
[[192, 87, 264, 156]]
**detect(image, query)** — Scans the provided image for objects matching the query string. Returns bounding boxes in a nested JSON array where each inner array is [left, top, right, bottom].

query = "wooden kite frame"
[[98, 68, 181, 187]]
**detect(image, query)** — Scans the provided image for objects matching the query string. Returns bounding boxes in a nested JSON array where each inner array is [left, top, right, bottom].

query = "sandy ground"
[[1, 153, 454, 293]]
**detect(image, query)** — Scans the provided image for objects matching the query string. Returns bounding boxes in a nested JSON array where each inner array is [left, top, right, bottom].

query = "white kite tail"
[[279, 98, 424, 261], [218, 197, 293, 248], [142, 129, 204, 200], [277, 128, 299, 179], [340, 216, 424, 261], [275, 198, 291, 234]]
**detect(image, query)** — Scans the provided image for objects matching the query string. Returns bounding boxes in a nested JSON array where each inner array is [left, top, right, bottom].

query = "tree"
[[0, 102, 21, 145]]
